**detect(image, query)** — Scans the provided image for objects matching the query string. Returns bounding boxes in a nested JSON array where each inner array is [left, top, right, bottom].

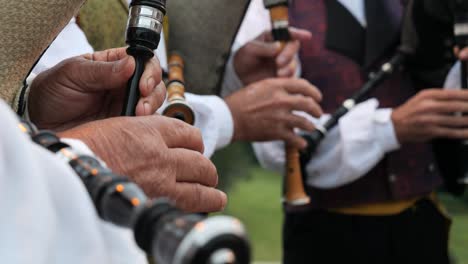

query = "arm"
[[0, 100, 146, 263], [253, 99, 400, 188]]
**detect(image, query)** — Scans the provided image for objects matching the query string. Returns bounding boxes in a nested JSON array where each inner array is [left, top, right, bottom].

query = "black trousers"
[[283, 199, 450, 264]]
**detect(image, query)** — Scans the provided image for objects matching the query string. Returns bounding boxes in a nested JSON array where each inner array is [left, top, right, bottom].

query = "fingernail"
[[219, 190, 228, 210], [147, 77, 155, 92], [277, 55, 287, 65], [461, 49, 468, 58], [113, 57, 129, 73], [300, 141, 307, 150], [277, 68, 290, 77], [274, 42, 282, 50], [144, 102, 152, 115]]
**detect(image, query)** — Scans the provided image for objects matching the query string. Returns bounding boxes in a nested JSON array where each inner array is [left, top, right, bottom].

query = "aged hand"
[[234, 27, 312, 85], [29, 47, 165, 131], [392, 89, 468, 143], [225, 78, 322, 149], [59, 115, 227, 213]]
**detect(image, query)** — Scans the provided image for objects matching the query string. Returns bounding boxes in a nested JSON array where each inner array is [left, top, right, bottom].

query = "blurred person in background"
[[224, 0, 465, 263]]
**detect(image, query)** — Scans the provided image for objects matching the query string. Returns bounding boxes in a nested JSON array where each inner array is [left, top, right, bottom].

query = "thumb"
[[81, 56, 136, 91], [246, 40, 282, 58]]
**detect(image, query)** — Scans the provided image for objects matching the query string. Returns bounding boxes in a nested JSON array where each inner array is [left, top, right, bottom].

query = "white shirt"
[[31, 18, 94, 75], [0, 100, 146, 264]]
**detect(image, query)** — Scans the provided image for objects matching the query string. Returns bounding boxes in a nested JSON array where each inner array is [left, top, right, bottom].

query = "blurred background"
[[213, 143, 468, 263]]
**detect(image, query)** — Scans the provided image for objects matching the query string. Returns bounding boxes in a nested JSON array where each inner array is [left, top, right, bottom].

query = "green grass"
[[224, 168, 283, 261], [224, 169, 468, 262]]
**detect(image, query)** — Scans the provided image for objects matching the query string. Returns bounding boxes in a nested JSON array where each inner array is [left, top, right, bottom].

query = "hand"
[[59, 115, 227, 213], [225, 78, 322, 149], [392, 89, 468, 144], [29, 47, 165, 131], [234, 27, 312, 85], [455, 47, 468, 60]]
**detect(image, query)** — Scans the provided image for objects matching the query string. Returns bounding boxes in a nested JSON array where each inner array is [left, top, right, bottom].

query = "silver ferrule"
[[315, 125, 328, 135], [273, 20, 289, 30], [173, 216, 248, 264], [343, 99, 356, 110], [381, 62, 393, 73], [209, 249, 236, 264], [127, 5, 164, 34], [455, 22, 468, 37]]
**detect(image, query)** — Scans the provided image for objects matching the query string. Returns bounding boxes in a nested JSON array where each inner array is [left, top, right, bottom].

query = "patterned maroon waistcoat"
[[290, 0, 442, 209]]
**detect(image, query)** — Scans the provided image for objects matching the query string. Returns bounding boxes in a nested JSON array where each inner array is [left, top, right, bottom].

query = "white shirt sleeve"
[[253, 99, 401, 189], [31, 18, 94, 75], [221, 0, 271, 96], [0, 101, 146, 264], [444, 61, 462, 89]]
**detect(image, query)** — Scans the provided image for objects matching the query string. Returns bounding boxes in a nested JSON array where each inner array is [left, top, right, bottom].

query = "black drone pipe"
[[122, 0, 166, 116]]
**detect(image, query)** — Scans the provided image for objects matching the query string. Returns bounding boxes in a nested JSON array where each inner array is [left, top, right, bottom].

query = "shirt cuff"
[[183, 94, 235, 155], [209, 96, 234, 149], [22, 73, 37, 121], [62, 138, 96, 156], [373, 108, 400, 153], [294, 55, 302, 78]]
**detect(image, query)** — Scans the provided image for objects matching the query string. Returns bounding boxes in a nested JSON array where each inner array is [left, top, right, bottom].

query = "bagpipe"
[[263, 0, 311, 207], [118, 0, 251, 262], [298, 0, 468, 196], [18, 120, 250, 264], [163, 53, 195, 125]]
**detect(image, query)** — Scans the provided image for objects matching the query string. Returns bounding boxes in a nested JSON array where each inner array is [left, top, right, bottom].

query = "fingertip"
[[135, 100, 146, 116], [277, 67, 293, 77], [290, 27, 313, 40], [460, 48, 468, 60], [117, 56, 135, 79], [141, 77, 155, 97], [219, 190, 228, 210], [298, 138, 308, 150]]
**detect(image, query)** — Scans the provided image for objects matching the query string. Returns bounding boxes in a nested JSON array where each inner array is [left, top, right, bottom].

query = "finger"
[[139, 56, 163, 97], [419, 89, 468, 101], [169, 148, 218, 187], [283, 79, 323, 102], [423, 100, 468, 114], [284, 114, 316, 132], [282, 130, 308, 149], [152, 117, 205, 153], [460, 47, 468, 61], [277, 59, 297, 77], [289, 27, 313, 41], [245, 40, 282, 58], [277, 40, 300, 68], [136, 82, 166, 116], [280, 94, 323, 117], [432, 126, 468, 139], [83, 47, 128, 62], [418, 114, 468, 128], [173, 183, 227, 213], [74, 55, 136, 92]]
